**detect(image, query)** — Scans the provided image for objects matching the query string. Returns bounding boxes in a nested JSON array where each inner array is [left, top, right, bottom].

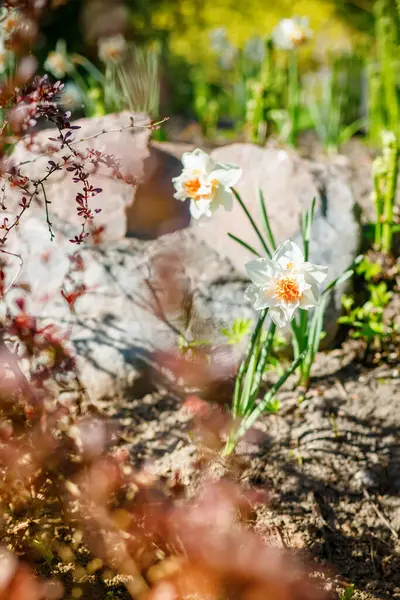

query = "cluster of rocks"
[[4, 113, 361, 402]]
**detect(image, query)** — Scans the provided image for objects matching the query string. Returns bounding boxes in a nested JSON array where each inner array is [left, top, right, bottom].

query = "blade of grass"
[[247, 321, 277, 413], [322, 255, 363, 295], [232, 309, 268, 417], [258, 189, 277, 252], [235, 349, 307, 442], [233, 188, 271, 257], [228, 233, 260, 257]]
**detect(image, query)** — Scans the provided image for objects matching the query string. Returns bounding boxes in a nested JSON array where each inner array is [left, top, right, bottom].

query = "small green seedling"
[[221, 317, 253, 345], [340, 583, 355, 600]]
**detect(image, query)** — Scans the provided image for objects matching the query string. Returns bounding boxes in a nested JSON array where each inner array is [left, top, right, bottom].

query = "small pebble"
[[353, 468, 379, 489]]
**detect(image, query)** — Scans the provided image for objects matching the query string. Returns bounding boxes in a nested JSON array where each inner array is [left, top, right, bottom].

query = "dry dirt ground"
[[106, 335, 400, 600]]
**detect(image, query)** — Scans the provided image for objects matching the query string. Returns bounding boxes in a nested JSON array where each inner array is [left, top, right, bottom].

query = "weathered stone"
[[3, 136, 361, 402], [5, 216, 250, 403], [7, 112, 151, 241]]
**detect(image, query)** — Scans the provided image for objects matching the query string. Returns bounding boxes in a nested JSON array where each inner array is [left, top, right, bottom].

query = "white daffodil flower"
[[44, 41, 71, 79], [172, 148, 242, 219], [272, 17, 312, 51], [245, 240, 327, 328], [98, 34, 127, 64], [45, 51, 70, 79]]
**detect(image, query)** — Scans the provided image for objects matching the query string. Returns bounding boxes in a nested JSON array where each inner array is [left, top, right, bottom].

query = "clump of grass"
[[372, 130, 399, 254], [307, 54, 365, 153]]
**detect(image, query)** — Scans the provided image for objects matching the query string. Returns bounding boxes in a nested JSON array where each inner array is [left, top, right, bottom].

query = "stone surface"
[[3, 135, 362, 402], [6, 112, 151, 241], [5, 217, 251, 403]]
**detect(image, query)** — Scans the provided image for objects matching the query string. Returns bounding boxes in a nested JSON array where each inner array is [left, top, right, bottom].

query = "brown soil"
[[111, 334, 400, 600]]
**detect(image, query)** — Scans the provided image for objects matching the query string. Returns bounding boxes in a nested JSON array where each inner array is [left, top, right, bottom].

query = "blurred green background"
[[39, 0, 374, 113]]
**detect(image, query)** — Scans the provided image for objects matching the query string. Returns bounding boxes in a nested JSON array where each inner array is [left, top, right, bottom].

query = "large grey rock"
[[6, 112, 151, 241], [4, 216, 251, 403], [2, 137, 361, 403]]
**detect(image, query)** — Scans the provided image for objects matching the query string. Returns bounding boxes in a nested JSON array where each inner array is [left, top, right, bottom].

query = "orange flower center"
[[184, 177, 202, 200], [184, 177, 218, 201], [274, 276, 301, 303], [288, 26, 306, 45], [104, 48, 123, 60]]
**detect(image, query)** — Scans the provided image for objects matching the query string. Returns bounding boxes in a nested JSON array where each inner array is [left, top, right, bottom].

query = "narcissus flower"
[[98, 34, 127, 64], [272, 17, 312, 51], [45, 52, 70, 79], [245, 240, 327, 327], [172, 148, 242, 219]]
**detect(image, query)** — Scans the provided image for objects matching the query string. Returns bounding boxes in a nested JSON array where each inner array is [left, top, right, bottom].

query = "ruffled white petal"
[[212, 186, 234, 212], [299, 286, 319, 309], [245, 284, 270, 310], [189, 198, 212, 219], [181, 148, 215, 174], [269, 306, 288, 327], [272, 240, 304, 268], [245, 258, 279, 286], [303, 262, 328, 284], [209, 164, 242, 188], [172, 175, 187, 201], [281, 301, 300, 322]]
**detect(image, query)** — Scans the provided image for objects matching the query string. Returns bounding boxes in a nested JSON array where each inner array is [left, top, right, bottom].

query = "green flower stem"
[[373, 171, 383, 249], [225, 349, 307, 455], [259, 189, 277, 252], [374, 0, 399, 132], [232, 309, 268, 418], [71, 54, 105, 83], [288, 50, 300, 147], [228, 233, 260, 257], [247, 321, 277, 412], [382, 136, 399, 254]]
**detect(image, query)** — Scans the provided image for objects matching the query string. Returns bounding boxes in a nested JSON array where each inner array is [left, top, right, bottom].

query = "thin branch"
[[40, 181, 55, 241], [363, 488, 399, 540], [13, 117, 169, 169]]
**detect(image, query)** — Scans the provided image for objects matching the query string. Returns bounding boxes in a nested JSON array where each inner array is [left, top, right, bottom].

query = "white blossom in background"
[[1, 9, 23, 37], [44, 41, 71, 79], [272, 17, 312, 51], [98, 34, 127, 64], [172, 148, 242, 219], [245, 240, 327, 327], [0, 7, 35, 41]]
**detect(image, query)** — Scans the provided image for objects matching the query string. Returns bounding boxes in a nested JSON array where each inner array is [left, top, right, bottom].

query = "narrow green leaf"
[[323, 254, 364, 295], [258, 189, 277, 252], [228, 233, 260, 257], [235, 349, 307, 441], [233, 188, 272, 258]]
